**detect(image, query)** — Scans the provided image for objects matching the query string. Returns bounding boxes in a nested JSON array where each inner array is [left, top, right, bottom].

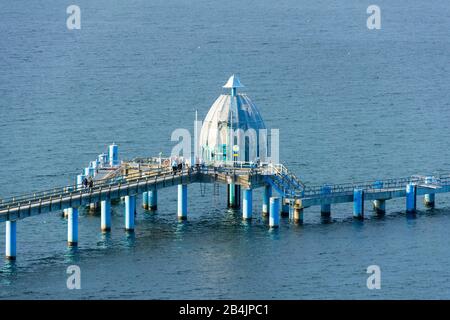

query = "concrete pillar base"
[[293, 207, 304, 225], [373, 199, 386, 215]]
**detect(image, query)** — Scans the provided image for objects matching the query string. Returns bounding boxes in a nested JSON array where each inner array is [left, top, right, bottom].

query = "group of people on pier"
[[82, 176, 94, 189], [171, 156, 188, 174]]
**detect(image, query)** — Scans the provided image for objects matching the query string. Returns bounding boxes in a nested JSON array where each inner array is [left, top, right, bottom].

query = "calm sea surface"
[[0, 0, 449, 299]]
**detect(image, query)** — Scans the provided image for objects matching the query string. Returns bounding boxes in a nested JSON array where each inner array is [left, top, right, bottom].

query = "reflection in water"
[[97, 232, 112, 249], [241, 219, 252, 230], [0, 260, 17, 285], [64, 246, 79, 264], [124, 231, 136, 248], [321, 216, 333, 224], [268, 227, 280, 241], [174, 221, 187, 242], [351, 219, 364, 232], [406, 212, 418, 227]]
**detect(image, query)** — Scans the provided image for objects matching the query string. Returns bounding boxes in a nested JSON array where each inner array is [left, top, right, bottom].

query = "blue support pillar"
[[228, 183, 235, 208], [424, 176, 435, 208], [149, 190, 157, 210], [178, 184, 187, 220], [269, 197, 280, 228], [242, 188, 253, 220], [353, 188, 364, 220], [373, 200, 386, 215], [89, 202, 98, 212], [281, 198, 290, 217], [101, 197, 111, 232], [321, 185, 332, 218], [227, 183, 241, 209], [142, 191, 149, 210], [293, 206, 304, 225], [262, 184, 272, 216], [125, 195, 135, 231], [5, 221, 16, 260], [406, 183, 417, 214], [76, 174, 85, 190], [68, 207, 78, 247], [372, 181, 386, 215]]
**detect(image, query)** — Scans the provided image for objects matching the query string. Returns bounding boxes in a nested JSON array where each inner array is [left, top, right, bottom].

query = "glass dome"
[[199, 75, 267, 163]]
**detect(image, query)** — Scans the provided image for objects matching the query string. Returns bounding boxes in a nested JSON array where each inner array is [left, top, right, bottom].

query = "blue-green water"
[[0, 0, 449, 299]]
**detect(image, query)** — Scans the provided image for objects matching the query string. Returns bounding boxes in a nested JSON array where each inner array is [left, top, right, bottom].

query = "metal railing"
[[0, 163, 264, 211], [263, 163, 306, 197], [0, 166, 196, 211], [3, 159, 449, 210], [302, 175, 433, 197]]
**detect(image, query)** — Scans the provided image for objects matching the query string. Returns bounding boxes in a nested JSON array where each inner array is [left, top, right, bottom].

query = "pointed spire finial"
[[223, 74, 244, 97]]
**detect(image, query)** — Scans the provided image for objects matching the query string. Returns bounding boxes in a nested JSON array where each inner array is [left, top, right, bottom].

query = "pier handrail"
[[0, 165, 196, 210], [302, 175, 426, 197], [2, 159, 446, 210], [0, 163, 265, 210]]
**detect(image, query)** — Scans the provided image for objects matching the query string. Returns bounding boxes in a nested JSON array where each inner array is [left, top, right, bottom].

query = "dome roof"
[[199, 76, 266, 162]]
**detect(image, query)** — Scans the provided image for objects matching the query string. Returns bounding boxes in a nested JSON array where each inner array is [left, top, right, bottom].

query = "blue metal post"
[[424, 176, 435, 208], [321, 185, 332, 217], [125, 195, 135, 231], [262, 184, 272, 216], [406, 183, 417, 214], [242, 188, 253, 220], [149, 190, 157, 210], [142, 191, 149, 210], [353, 188, 364, 220], [101, 197, 111, 232], [5, 221, 16, 260], [178, 184, 187, 220], [269, 197, 280, 228], [67, 207, 78, 246]]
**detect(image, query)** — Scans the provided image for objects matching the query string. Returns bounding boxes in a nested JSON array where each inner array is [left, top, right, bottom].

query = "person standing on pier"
[[172, 158, 178, 174], [83, 177, 88, 189]]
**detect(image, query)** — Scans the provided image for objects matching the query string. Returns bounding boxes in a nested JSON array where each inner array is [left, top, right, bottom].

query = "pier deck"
[[1, 161, 448, 221], [1, 157, 449, 259]]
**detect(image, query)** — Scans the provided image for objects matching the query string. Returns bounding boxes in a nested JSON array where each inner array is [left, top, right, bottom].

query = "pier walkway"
[[1, 158, 449, 259]]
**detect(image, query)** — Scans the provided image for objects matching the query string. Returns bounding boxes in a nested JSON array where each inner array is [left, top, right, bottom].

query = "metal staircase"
[[264, 163, 305, 199]]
